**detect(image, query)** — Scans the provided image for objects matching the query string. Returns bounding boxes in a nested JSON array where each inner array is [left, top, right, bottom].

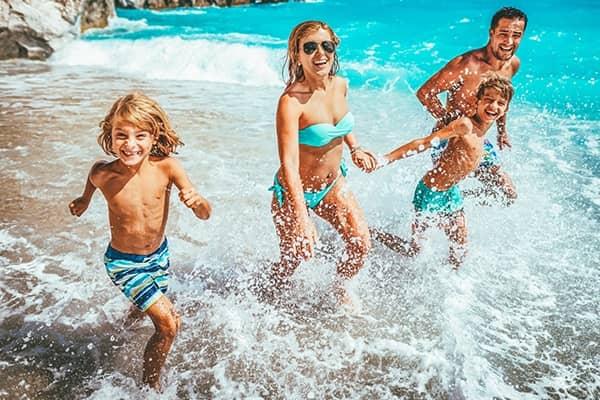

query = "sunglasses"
[[302, 40, 336, 55]]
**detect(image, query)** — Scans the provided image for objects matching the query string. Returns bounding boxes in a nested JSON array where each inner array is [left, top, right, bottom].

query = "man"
[[416, 7, 527, 205]]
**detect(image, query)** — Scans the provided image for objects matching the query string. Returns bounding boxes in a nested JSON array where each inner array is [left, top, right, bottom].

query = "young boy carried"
[[371, 74, 513, 268], [69, 92, 211, 391]]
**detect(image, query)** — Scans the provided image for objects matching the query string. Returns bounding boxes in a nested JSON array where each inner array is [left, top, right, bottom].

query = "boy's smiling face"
[[111, 117, 156, 166], [476, 87, 509, 123]]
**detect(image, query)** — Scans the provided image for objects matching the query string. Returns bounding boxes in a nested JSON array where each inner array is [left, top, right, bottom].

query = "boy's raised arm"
[[380, 117, 472, 167], [68, 161, 104, 217], [169, 158, 211, 220]]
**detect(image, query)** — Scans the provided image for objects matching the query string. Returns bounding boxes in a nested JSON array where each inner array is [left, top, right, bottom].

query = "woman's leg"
[[313, 177, 371, 281], [270, 196, 303, 287]]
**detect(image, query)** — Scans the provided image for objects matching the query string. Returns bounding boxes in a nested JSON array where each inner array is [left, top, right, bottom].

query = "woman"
[[269, 20, 376, 303]]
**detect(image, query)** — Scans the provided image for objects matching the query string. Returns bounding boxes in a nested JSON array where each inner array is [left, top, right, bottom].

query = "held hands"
[[350, 146, 378, 172], [179, 187, 211, 219], [69, 197, 90, 217], [374, 153, 391, 171]]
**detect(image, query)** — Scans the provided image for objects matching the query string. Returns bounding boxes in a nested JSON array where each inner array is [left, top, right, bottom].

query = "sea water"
[[0, 0, 598, 399]]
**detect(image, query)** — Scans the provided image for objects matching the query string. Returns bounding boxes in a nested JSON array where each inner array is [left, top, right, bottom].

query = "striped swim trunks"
[[104, 239, 170, 311]]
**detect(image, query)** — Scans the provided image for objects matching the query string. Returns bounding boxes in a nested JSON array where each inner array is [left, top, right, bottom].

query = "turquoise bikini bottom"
[[269, 160, 348, 209]]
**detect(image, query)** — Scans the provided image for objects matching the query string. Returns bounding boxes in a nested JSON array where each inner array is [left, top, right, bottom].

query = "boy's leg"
[[370, 227, 415, 256], [142, 295, 180, 391], [123, 304, 146, 329], [475, 165, 517, 205], [442, 210, 468, 269], [409, 213, 430, 257]]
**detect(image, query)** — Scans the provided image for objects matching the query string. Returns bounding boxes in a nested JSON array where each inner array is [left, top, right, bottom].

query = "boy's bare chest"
[[103, 173, 171, 207], [449, 135, 485, 161]]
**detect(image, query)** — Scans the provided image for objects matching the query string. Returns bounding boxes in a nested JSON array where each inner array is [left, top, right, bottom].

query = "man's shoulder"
[[443, 48, 482, 71], [460, 47, 488, 65]]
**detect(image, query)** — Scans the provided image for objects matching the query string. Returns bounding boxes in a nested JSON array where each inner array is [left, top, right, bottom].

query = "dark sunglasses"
[[302, 40, 336, 55]]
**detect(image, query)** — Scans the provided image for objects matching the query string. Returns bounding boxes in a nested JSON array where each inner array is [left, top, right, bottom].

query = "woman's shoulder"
[[331, 75, 349, 95], [279, 83, 308, 109]]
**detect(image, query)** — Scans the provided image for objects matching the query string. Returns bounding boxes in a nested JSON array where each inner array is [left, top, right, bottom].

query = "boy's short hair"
[[98, 92, 184, 157], [477, 73, 514, 103], [490, 7, 527, 31]]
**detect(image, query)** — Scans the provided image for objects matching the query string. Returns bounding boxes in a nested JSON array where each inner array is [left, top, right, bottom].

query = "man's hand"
[[497, 132, 512, 150]]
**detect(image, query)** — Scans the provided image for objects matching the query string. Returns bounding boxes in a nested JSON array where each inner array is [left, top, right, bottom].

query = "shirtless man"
[[416, 7, 527, 205]]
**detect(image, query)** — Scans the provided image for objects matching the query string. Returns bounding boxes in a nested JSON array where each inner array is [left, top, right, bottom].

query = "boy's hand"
[[179, 188, 211, 219], [69, 197, 89, 217]]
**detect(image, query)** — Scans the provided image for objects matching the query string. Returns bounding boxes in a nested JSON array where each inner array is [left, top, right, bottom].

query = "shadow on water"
[[0, 315, 142, 399]]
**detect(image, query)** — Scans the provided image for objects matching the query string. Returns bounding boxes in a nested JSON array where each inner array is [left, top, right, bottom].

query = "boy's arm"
[[69, 161, 103, 217], [169, 158, 211, 220], [383, 118, 472, 165]]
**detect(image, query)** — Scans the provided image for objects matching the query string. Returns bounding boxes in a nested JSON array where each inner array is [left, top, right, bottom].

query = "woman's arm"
[[276, 94, 309, 219]]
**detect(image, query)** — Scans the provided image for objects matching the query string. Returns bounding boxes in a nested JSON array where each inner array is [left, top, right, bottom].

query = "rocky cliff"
[[0, 0, 289, 61]]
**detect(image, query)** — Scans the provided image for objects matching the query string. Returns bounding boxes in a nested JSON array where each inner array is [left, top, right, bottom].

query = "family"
[[68, 7, 527, 391]]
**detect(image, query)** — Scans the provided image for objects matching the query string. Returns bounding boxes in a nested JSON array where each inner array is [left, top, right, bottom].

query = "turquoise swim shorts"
[[104, 239, 170, 311], [412, 179, 464, 214]]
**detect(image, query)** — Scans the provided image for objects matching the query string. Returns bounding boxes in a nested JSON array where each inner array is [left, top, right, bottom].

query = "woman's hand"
[[351, 147, 378, 172], [293, 215, 318, 260]]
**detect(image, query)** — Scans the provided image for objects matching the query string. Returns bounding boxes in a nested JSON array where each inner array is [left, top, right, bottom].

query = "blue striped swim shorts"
[[104, 239, 170, 311]]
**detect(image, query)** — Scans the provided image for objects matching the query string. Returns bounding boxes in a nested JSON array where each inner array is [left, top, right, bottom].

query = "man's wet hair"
[[491, 7, 527, 31]]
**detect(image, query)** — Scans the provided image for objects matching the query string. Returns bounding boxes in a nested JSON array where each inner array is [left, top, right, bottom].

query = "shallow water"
[[1, 1, 599, 399]]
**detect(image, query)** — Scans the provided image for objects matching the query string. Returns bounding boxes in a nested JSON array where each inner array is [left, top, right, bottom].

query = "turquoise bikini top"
[[298, 112, 354, 147]]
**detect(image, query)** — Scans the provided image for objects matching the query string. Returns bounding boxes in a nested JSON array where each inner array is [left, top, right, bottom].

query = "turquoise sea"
[[0, 0, 598, 399]]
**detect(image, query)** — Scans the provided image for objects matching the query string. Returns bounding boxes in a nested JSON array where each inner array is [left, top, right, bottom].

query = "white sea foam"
[[1, 59, 598, 399], [49, 37, 284, 87]]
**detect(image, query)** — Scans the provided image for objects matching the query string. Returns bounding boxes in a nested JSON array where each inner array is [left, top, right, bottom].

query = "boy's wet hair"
[[98, 92, 184, 157], [283, 20, 340, 88], [477, 73, 514, 103], [491, 7, 527, 31]]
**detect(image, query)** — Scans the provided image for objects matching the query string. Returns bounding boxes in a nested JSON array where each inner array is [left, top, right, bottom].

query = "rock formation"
[[0, 0, 290, 60]]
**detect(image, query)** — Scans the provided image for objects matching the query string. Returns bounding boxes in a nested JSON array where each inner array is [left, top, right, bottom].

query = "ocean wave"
[[49, 37, 285, 86]]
